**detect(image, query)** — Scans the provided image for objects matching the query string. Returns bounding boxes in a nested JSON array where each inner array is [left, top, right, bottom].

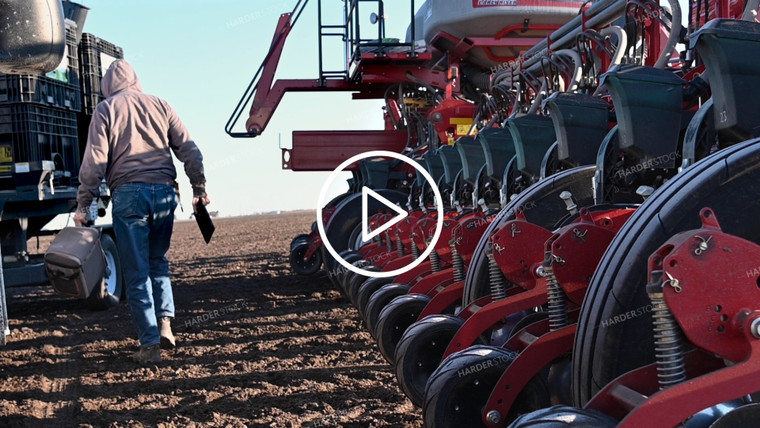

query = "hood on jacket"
[[101, 59, 142, 98]]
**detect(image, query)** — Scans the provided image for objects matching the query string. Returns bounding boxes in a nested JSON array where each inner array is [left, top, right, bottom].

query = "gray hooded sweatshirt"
[[76, 59, 205, 213]]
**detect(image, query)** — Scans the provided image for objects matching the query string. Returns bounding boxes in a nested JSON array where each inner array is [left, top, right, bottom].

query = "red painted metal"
[[483, 325, 577, 426], [551, 207, 635, 305], [490, 218, 553, 290], [452, 214, 494, 265], [393, 260, 434, 286], [586, 350, 724, 420], [427, 98, 479, 146], [457, 295, 495, 320], [408, 269, 457, 296], [364, 245, 391, 264], [587, 208, 760, 426], [443, 280, 549, 358], [304, 230, 323, 261], [419, 281, 466, 318], [379, 254, 416, 271], [284, 130, 409, 171]]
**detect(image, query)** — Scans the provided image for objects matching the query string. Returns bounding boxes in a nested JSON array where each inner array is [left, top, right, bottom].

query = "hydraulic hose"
[[600, 25, 628, 66], [653, 0, 682, 69]]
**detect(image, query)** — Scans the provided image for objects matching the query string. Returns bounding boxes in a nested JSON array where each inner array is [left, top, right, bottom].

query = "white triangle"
[[362, 187, 409, 242]]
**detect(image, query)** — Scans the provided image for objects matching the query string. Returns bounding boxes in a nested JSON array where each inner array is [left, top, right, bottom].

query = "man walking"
[[76, 59, 209, 365]]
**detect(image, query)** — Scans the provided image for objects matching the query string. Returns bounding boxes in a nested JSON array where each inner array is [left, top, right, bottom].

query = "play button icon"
[[317, 150, 444, 278], [362, 187, 408, 242]]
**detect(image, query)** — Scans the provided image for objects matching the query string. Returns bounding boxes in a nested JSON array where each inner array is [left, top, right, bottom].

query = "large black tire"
[[356, 276, 396, 319], [395, 314, 472, 407], [364, 283, 410, 336], [463, 166, 597, 305], [87, 233, 123, 310], [375, 293, 432, 364], [507, 405, 618, 428], [573, 138, 760, 406], [424, 345, 551, 427]]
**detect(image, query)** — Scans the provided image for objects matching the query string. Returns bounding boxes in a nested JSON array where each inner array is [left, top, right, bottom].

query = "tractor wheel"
[[346, 267, 380, 307], [289, 236, 322, 276], [573, 138, 760, 406], [87, 233, 123, 310], [325, 249, 359, 291], [395, 314, 475, 407], [464, 166, 597, 306], [289, 233, 309, 248], [336, 254, 366, 295], [364, 283, 410, 336], [375, 293, 432, 364], [508, 405, 617, 427], [356, 276, 396, 319], [423, 345, 550, 428], [509, 311, 549, 337]]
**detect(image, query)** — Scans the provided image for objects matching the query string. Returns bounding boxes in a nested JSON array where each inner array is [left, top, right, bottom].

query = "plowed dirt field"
[[0, 212, 422, 427]]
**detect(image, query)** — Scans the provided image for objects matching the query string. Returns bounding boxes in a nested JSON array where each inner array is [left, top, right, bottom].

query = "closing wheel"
[[507, 405, 617, 428], [347, 266, 379, 307], [289, 239, 322, 276], [87, 233, 123, 310], [336, 253, 366, 295], [394, 314, 479, 407], [356, 276, 396, 319], [464, 166, 597, 306], [573, 138, 760, 406], [364, 283, 410, 336], [424, 345, 551, 427], [375, 293, 432, 364]]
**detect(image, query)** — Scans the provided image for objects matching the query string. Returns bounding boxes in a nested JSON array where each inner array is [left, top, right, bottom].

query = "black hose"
[[460, 62, 492, 93]]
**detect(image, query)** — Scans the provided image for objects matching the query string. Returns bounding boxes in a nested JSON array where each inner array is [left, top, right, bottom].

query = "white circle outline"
[[317, 150, 444, 278]]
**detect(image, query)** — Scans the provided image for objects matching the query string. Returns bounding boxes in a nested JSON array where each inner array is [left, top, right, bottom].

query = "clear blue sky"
[[79, 1, 418, 216]]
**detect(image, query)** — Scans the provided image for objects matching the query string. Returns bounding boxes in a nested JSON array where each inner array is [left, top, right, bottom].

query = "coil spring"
[[545, 262, 569, 331], [649, 292, 686, 390], [411, 240, 420, 259], [430, 250, 442, 273], [452, 248, 465, 282], [385, 230, 393, 252], [487, 246, 508, 301], [395, 230, 405, 257]]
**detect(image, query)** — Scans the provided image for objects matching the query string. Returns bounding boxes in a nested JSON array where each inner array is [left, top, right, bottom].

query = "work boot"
[[131, 344, 161, 365], [159, 317, 176, 349]]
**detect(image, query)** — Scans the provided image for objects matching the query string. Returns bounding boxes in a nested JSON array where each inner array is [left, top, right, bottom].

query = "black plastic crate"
[[0, 104, 80, 182], [65, 25, 80, 87], [44, 24, 80, 87], [0, 75, 81, 112], [79, 33, 124, 115]]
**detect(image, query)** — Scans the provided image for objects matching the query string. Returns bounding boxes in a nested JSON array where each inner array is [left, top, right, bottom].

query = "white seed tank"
[[408, 0, 589, 67]]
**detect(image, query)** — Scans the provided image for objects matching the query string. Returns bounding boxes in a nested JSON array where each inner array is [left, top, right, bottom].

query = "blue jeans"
[[112, 183, 178, 347]]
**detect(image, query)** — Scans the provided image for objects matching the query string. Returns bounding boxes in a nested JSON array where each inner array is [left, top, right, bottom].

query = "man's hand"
[[74, 211, 87, 227], [192, 196, 211, 214]]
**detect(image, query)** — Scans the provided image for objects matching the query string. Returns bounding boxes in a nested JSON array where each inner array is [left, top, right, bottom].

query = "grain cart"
[[0, 0, 126, 345]]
